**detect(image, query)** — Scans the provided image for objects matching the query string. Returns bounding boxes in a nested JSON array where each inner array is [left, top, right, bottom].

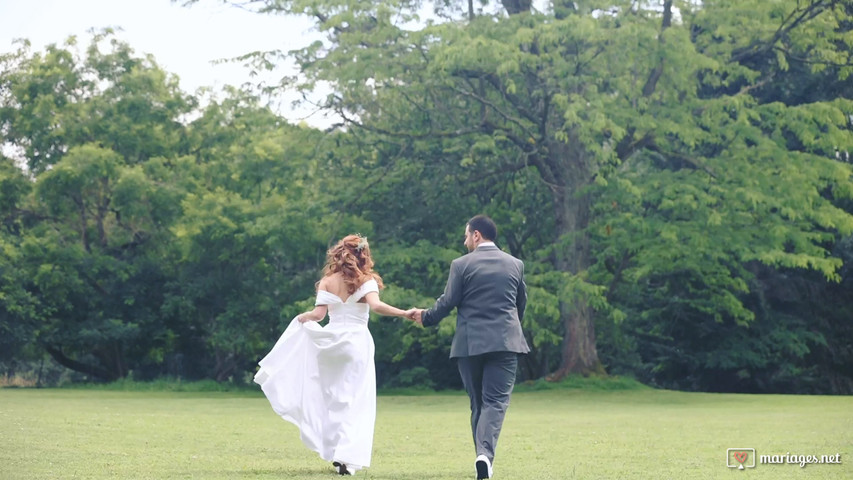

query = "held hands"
[[404, 308, 424, 326]]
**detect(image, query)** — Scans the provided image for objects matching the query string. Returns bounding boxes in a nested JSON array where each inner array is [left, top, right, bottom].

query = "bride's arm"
[[298, 276, 330, 323], [363, 292, 413, 319], [298, 305, 328, 323]]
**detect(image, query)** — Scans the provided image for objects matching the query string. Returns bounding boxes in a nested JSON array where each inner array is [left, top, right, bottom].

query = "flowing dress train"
[[254, 279, 378, 473]]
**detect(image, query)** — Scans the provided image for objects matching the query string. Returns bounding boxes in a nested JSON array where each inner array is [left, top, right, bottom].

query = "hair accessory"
[[356, 236, 368, 252]]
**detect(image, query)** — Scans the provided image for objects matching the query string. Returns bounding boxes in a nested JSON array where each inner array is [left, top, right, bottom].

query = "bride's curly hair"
[[323, 234, 385, 294]]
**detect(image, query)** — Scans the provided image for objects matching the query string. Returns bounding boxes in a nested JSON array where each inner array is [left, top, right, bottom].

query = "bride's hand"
[[404, 308, 423, 325]]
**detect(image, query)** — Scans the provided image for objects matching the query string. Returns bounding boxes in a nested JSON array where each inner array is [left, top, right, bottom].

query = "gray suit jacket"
[[422, 244, 530, 358]]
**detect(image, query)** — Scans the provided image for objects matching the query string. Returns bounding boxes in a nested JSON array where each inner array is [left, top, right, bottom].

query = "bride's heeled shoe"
[[332, 461, 353, 476]]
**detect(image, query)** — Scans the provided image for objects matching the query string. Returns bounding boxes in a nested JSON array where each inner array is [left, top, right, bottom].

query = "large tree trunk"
[[497, 0, 604, 380], [501, 0, 532, 15], [542, 138, 604, 380], [214, 350, 237, 382]]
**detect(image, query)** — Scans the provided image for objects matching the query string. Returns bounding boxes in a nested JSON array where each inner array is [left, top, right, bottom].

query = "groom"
[[414, 215, 529, 480]]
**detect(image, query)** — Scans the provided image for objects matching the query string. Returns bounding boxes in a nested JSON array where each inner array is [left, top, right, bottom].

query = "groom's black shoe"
[[475, 455, 492, 479]]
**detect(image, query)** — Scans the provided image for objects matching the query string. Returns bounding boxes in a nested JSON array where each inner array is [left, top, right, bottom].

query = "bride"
[[254, 234, 418, 475]]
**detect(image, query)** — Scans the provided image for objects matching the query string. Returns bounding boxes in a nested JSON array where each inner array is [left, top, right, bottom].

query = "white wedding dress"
[[254, 279, 378, 474]]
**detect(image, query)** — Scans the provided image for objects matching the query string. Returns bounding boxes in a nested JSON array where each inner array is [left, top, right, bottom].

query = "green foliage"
[[242, 0, 853, 389], [0, 31, 194, 173], [0, 159, 36, 363], [381, 366, 436, 389], [3, 2, 853, 393], [515, 373, 649, 392], [64, 378, 259, 393]]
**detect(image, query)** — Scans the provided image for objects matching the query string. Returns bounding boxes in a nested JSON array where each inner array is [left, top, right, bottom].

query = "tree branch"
[[448, 84, 538, 143], [480, 73, 542, 126], [772, 46, 853, 68], [731, 0, 834, 63], [336, 108, 482, 139], [606, 250, 635, 301], [642, 0, 672, 97], [42, 343, 117, 381]]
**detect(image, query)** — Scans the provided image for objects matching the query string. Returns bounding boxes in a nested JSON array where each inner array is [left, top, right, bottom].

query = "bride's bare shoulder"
[[319, 273, 346, 293]]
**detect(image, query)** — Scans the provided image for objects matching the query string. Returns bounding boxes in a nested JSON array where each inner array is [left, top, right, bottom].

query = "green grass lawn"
[[1, 386, 850, 479]]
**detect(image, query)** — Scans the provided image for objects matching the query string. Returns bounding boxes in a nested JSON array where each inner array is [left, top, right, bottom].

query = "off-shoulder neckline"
[[318, 278, 378, 304]]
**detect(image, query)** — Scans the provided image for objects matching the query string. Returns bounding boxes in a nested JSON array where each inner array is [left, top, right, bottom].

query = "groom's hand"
[[413, 308, 424, 326]]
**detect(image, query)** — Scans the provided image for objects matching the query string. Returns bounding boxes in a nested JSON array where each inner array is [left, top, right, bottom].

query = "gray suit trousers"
[[456, 352, 518, 463]]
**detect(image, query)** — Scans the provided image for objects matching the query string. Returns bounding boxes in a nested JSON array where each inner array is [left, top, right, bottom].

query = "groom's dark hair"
[[468, 215, 497, 241]]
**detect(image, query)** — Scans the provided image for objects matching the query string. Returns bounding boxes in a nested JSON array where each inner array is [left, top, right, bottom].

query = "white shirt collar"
[[476, 241, 496, 249]]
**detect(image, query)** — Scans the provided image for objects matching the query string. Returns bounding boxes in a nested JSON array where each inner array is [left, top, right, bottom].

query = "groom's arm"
[[516, 261, 527, 322], [422, 260, 463, 327]]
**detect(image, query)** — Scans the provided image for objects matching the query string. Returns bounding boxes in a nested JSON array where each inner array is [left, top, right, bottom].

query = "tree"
[[0, 31, 193, 173], [189, 0, 853, 384], [584, 0, 853, 390], [167, 89, 365, 381], [0, 156, 38, 370], [0, 33, 196, 380]]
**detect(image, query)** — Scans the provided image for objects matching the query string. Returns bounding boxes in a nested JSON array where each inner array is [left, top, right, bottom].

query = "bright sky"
[[0, 0, 330, 125]]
